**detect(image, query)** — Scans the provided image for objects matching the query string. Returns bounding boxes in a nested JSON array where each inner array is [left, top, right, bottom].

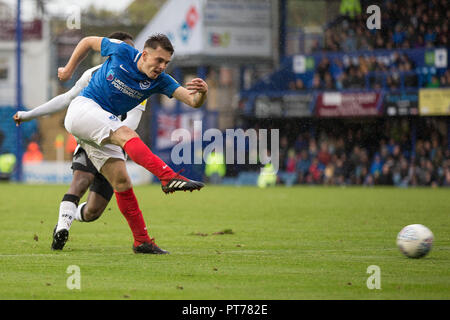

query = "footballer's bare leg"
[[80, 191, 109, 222], [74, 170, 114, 223], [107, 126, 204, 194], [67, 170, 95, 198], [100, 158, 168, 254]]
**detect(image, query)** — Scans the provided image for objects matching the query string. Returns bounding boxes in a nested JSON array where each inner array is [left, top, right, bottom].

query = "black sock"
[[62, 194, 80, 206]]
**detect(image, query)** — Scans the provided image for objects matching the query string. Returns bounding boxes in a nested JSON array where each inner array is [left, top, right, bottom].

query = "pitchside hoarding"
[[419, 88, 450, 116], [253, 94, 314, 118], [23, 162, 152, 185], [384, 92, 419, 116], [315, 92, 383, 117]]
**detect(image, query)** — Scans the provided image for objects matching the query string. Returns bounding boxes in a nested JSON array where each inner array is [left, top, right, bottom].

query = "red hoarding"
[[315, 92, 383, 117]]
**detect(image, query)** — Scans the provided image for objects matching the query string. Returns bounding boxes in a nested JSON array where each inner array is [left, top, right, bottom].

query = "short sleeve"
[[136, 99, 147, 111], [158, 73, 181, 98], [75, 65, 102, 89], [101, 37, 132, 58]]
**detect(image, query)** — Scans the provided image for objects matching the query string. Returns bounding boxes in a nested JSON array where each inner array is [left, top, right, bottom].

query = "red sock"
[[123, 137, 175, 182], [115, 188, 151, 247]]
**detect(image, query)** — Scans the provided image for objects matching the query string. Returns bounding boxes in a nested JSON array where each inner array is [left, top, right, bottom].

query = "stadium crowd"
[[290, 0, 450, 91], [315, 0, 449, 52], [301, 53, 450, 92], [277, 124, 450, 188]]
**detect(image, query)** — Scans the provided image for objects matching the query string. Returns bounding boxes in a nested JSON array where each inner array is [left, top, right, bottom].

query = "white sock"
[[74, 202, 87, 222], [56, 201, 77, 232]]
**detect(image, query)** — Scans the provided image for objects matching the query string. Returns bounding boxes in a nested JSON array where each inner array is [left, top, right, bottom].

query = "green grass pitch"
[[0, 184, 449, 300]]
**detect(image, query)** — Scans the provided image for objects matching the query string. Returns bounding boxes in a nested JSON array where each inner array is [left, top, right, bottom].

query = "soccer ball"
[[396, 224, 434, 258]]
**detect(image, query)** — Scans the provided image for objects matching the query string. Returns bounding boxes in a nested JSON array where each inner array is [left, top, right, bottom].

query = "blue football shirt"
[[81, 37, 180, 116]]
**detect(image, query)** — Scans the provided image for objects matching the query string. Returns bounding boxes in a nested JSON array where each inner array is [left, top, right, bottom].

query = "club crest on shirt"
[[109, 115, 118, 121], [106, 70, 115, 81], [139, 80, 151, 90]]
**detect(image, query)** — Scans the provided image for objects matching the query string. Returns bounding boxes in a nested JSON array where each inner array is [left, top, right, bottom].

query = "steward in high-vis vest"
[[257, 163, 277, 188], [205, 151, 226, 184], [0, 153, 16, 181]]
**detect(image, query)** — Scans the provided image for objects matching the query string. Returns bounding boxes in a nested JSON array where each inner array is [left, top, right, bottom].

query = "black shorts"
[[71, 146, 114, 201]]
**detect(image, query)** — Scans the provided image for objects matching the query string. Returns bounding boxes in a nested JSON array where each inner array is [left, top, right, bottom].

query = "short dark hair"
[[144, 33, 174, 55], [107, 31, 134, 42]]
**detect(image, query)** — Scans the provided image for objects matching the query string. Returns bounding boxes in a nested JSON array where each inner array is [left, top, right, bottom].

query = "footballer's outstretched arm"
[[58, 36, 103, 82], [14, 65, 101, 126], [14, 86, 79, 125], [172, 78, 208, 109]]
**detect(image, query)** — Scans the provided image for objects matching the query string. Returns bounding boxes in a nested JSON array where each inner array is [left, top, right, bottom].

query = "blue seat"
[[0, 106, 38, 155]]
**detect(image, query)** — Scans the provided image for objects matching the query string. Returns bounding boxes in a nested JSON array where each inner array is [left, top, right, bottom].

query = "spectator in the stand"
[[295, 78, 306, 90], [333, 155, 345, 185], [334, 137, 346, 158], [363, 172, 375, 186], [308, 158, 322, 184], [416, 157, 428, 185], [387, 74, 399, 90], [426, 159, 439, 187], [324, 159, 335, 185], [309, 138, 318, 159], [317, 57, 331, 81], [296, 149, 311, 184], [402, 61, 418, 87], [427, 75, 440, 88], [323, 72, 336, 90], [424, 26, 437, 47], [342, 29, 357, 52], [310, 39, 321, 53], [324, 29, 341, 51], [370, 153, 383, 178], [374, 34, 385, 49], [294, 133, 308, 153], [377, 163, 393, 185], [439, 70, 450, 87], [432, 142, 444, 167], [393, 24, 406, 47], [439, 73, 448, 87], [285, 149, 297, 174], [349, 145, 361, 181], [281, 149, 298, 187], [312, 74, 321, 89], [318, 141, 331, 166], [289, 78, 306, 91], [22, 142, 43, 163], [443, 167, 450, 187], [406, 161, 417, 186], [279, 136, 289, 171], [356, 149, 369, 184], [330, 58, 345, 87]]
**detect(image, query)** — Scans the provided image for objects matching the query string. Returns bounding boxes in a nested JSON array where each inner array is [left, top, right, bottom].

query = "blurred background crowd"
[[277, 124, 450, 187]]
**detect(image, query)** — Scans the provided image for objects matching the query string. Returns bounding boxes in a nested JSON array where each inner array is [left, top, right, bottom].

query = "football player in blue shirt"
[[57, 33, 208, 254]]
